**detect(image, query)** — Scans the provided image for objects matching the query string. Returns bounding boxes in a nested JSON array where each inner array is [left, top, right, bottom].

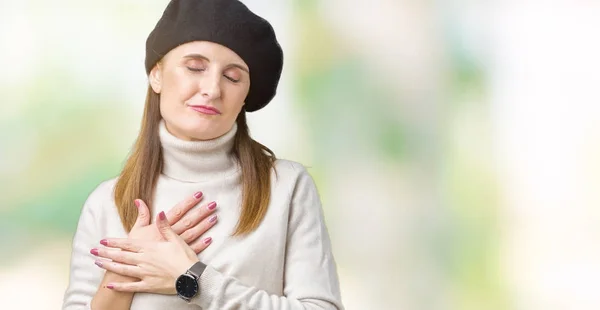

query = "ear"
[[149, 63, 162, 94]]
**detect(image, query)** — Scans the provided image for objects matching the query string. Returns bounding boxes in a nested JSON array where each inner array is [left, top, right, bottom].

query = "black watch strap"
[[188, 261, 207, 279]]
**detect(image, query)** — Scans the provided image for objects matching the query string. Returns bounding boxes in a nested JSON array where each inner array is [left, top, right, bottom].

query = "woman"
[[62, 0, 343, 309]]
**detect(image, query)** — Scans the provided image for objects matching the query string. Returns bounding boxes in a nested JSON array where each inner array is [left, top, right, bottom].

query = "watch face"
[[176, 274, 199, 299]]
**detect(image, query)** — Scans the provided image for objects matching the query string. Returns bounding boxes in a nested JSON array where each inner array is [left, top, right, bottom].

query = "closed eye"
[[187, 67, 205, 72], [187, 66, 240, 83], [224, 75, 239, 83]]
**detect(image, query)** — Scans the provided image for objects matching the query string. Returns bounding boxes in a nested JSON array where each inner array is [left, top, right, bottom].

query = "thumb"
[[156, 211, 179, 242], [132, 199, 150, 229]]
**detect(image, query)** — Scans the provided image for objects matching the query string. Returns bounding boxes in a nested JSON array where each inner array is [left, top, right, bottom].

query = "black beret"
[[145, 0, 284, 112]]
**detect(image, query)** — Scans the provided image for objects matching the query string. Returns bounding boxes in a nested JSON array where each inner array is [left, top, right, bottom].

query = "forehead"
[[166, 41, 247, 67]]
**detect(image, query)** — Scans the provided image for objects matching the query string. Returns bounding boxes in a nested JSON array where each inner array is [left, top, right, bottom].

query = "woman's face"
[[149, 41, 250, 141]]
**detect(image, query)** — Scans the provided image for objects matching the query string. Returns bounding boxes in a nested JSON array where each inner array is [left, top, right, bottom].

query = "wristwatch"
[[175, 261, 207, 302]]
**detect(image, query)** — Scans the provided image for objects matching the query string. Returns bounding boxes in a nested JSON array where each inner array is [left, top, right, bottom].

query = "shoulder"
[[86, 177, 118, 202], [272, 160, 325, 220], [72, 177, 119, 232], [272, 159, 313, 181], [81, 177, 119, 214], [272, 159, 320, 195], [273, 158, 310, 174]]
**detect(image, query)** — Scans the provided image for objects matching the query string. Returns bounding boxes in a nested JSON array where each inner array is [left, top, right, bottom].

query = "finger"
[[156, 211, 180, 242], [165, 191, 204, 226], [100, 238, 145, 253], [180, 213, 218, 244], [95, 259, 142, 279], [132, 199, 150, 229], [172, 201, 217, 235], [189, 236, 213, 254], [91, 247, 141, 265], [106, 280, 149, 293]]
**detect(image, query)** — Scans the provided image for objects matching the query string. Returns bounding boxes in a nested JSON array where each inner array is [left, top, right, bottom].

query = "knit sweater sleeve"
[[191, 165, 344, 310], [62, 182, 109, 310]]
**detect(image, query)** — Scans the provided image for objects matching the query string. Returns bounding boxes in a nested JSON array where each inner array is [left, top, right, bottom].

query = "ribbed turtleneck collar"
[[159, 120, 239, 183]]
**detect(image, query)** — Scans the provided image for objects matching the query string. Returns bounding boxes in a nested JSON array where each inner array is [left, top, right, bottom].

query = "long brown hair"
[[114, 86, 276, 236]]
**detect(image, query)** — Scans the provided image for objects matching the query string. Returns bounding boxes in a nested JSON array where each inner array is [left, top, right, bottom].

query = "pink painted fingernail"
[[106, 284, 114, 289], [209, 215, 218, 223], [207, 201, 217, 210], [100, 239, 108, 246], [159, 211, 166, 220], [194, 191, 203, 199], [134, 199, 140, 208], [203, 237, 212, 245], [90, 248, 99, 256], [95, 261, 103, 267]]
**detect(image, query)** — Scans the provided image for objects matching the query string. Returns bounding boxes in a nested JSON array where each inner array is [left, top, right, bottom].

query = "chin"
[[183, 123, 219, 141], [162, 116, 211, 140]]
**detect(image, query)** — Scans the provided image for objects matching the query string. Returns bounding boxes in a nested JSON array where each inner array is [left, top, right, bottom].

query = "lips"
[[188, 105, 221, 115]]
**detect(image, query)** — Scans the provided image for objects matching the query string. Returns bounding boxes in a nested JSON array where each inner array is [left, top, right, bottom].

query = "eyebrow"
[[183, 53, 249, 73]]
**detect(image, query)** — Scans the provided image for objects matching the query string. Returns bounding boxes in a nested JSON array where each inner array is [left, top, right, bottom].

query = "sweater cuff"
[[191, 265, 224, 307]]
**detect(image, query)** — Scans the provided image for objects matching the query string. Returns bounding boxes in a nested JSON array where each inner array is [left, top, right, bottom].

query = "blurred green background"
[[2, 1, 600, 309]]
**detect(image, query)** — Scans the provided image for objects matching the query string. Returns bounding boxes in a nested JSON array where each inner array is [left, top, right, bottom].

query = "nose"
[[199, 71, 221, 100]]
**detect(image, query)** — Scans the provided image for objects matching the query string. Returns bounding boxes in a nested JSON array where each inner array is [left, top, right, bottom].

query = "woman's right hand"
[[128, 191, 218, 253], [90, 192, 217, 308]]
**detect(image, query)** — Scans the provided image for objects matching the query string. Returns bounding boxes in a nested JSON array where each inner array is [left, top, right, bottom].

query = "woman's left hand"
[[92, 211, 200, 294]]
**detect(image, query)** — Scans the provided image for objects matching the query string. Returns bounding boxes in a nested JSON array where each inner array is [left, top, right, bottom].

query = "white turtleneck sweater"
[[62, 121, 344, 310]]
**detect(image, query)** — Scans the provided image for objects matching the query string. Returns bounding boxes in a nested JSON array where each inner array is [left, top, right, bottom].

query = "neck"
[[159, 120, 239, 182]]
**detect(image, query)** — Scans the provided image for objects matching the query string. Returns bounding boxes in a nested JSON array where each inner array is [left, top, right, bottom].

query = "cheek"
[[163, 71, 197, 103], [159, 73, 198, 121], [223, 85, 249, 112]]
